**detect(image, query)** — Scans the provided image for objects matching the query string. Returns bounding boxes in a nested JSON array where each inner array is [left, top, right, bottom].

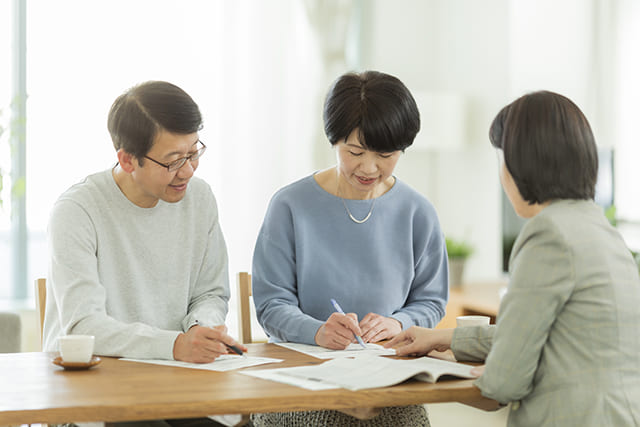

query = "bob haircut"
[[323, 70, 420, 152], [107, 81, 202, 161], [489, 90, 598, 204]]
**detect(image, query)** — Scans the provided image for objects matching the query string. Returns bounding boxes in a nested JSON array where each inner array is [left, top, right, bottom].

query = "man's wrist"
[[173, 332, 185, 360]]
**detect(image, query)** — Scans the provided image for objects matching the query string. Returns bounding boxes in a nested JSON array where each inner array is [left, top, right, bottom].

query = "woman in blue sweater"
[[251, 71, 448, 426]]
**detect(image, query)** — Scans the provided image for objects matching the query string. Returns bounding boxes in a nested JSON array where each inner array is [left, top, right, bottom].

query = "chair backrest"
[[237, 272, 253, 344], [35, 278, 47, 350]]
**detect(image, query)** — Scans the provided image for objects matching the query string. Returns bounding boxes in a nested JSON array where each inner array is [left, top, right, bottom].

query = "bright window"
[[2, 1, 320, 338], [616, 0, 640, 221], [0, 0, 14, 299]]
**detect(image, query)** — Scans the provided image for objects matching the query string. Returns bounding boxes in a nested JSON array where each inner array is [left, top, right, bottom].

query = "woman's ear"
[[116, 149, 138, 174]]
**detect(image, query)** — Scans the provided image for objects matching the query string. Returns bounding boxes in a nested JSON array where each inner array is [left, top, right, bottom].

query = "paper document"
[[242, 355, 476, 391], [241, 366, 341, 391], [276, 342, 396, 359], [120, 354, 282, 372]]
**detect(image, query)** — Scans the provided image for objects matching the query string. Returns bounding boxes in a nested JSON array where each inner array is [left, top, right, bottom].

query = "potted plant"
[[446, 237, 473, 288], [604, 205, 640, 274]]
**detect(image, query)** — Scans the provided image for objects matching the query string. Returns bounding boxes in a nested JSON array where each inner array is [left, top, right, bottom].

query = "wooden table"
[[436, 281, 506, 329], [0, 344, 500, 425]]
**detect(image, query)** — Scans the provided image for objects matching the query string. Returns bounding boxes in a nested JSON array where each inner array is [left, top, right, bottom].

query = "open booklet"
[[241, 354, 477, 391], [276, 341, 396, 359]]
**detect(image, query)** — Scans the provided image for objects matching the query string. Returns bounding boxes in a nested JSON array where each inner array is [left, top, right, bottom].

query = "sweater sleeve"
[[47, 199, 179, 359], [451, 324, 495, 362], [391, 215, 449, 329], [252, 197, 324, 344], [181, 194, 230, 330]]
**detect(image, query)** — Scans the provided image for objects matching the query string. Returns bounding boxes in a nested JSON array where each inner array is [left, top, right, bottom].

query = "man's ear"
[[116, 149, 138, 173]]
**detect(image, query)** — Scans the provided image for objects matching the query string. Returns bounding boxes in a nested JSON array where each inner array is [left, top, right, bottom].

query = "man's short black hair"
[[489, 90, 598, 204], [107, 81, 202, 161], [323, 70, 420, 152]]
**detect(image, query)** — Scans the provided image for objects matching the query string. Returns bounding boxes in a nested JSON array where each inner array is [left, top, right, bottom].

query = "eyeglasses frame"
[[143, 140, 207, 172]]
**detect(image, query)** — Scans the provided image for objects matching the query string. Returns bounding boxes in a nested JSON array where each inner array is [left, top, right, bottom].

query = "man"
[[44, 81, 245, 365]]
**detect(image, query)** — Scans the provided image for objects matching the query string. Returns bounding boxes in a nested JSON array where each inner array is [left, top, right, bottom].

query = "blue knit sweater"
[[252, 174, 449, 344]]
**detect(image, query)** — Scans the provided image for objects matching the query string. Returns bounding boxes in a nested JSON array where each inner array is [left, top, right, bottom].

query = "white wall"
[[508, 0, 615, 147], [336, 0, 624, 282], [352, 0, 511, 281]]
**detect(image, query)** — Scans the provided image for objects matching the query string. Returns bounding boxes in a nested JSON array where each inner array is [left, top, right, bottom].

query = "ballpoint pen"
[[330, 298, 367, 349], [225, 343, 245, 356], [195, 320, 245, 356]]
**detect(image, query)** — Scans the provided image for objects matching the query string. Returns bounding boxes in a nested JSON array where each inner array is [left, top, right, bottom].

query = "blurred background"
[[1, 0, 639, 346]]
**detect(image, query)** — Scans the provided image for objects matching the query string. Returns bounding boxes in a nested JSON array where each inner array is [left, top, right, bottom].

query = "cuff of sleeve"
[[160, 330, 182, 360], [451, 325, 492, 362], [299, 318, 325, 345], [391, 312, 413, 330], [182, 314, 226, 332]]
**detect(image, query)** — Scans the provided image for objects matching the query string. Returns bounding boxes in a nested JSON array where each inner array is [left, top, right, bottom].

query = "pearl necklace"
[[336, 176, 376, 224]]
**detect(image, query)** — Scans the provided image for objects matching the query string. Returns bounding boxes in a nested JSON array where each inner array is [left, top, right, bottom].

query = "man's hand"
[[315, 312, 363, 349], [359, 313, 402, 343], [173, 325, 248, 363]]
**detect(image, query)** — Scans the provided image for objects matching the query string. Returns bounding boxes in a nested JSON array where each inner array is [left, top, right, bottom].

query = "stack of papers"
[[241, 355, 476, 391]]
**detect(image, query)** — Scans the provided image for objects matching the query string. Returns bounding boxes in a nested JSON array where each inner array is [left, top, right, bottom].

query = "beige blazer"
[[452, 200, 640, 427]]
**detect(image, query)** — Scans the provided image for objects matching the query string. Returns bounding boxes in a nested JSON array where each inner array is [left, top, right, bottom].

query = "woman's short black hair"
[[323, 70, 420, 152], [107, 81, 203, 160], [489, 90, 598, 204]]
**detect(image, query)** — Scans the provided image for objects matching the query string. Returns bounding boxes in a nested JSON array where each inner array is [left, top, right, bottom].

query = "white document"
[[276, 342, 396, 359], [120, 354, 282, 372], [241, 366, 341, 391], [242, 355, 476, 391]]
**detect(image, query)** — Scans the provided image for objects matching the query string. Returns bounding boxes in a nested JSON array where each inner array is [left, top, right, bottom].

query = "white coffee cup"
[[456, 315, 491, 328], [58, 335, 95, 363]]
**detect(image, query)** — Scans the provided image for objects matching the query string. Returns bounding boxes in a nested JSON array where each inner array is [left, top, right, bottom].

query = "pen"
[[195, 320, 244, 356], [225, 343, 244, 356], [330, 298, 367, 349]]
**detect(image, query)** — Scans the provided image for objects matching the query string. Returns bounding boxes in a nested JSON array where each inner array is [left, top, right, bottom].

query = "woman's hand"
[[359, 313, 402, 343], [384, 326, 454, 356], [470, 365, 485, 377], [315, 312, 363, 349]]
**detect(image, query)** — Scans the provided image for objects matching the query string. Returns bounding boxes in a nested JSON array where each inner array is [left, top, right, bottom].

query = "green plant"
[[604, 204, 640, 274], [631, 250, 640, 275], [604, 205, 617, 226], [445, 237, 473, 259]]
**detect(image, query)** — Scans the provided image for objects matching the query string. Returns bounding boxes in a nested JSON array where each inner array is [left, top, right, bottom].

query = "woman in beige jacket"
[[387, 91, 640, 427]]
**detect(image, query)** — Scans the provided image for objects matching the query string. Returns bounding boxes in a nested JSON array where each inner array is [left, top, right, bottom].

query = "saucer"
[[53, 355, 101, 370]]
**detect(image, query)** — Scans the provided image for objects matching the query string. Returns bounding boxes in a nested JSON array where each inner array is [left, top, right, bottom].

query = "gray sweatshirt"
[[43, 168, 229, 359]]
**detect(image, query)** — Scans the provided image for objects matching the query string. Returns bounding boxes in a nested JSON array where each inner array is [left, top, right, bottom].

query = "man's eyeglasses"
[[144, 140, 207, 172]]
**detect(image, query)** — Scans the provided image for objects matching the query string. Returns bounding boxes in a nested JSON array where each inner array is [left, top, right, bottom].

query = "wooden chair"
[[236, 272, 254, 344], [236, 271, 269, 344], [34, 278, 47, 350]]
